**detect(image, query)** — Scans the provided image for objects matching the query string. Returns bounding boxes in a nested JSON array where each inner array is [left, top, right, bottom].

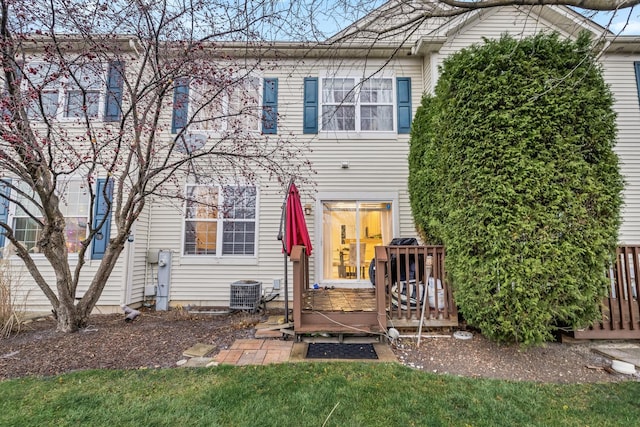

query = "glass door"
[[322, 201, 393, 282]]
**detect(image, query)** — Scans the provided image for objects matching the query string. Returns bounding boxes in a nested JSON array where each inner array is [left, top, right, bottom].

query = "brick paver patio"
[[212, 338, 397, 366], [214, 339, 294, 366]]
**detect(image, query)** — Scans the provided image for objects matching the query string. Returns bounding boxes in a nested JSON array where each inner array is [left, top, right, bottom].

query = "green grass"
[[1, 363, 638, 426]]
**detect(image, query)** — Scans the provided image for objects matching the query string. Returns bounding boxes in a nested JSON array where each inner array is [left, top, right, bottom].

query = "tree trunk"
[[54, 302, 85, 333]]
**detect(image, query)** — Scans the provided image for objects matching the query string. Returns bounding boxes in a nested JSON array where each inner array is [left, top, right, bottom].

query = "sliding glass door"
[[322, 201, 393, 282]]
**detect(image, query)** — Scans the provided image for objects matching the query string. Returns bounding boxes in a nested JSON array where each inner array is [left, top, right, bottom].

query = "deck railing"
[[374, 245, 457, 328], [573, 245, 640, 339], [290, 244, 639, 338], [291, 244, 458, 334]]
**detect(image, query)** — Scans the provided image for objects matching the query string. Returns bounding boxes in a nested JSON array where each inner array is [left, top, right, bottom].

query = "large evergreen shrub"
[[408, 33, 623, 345]]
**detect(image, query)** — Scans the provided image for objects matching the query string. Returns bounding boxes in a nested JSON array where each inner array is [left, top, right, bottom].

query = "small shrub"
[[0, 246, 28, 338]]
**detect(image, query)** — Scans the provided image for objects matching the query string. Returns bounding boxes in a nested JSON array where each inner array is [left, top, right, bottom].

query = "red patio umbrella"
[[277, 181, 312, 323], [285, 182, 312, 256]]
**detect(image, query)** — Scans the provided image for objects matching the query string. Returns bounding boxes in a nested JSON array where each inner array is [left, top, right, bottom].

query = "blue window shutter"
[[303, 77, 318, 134], [91, 178, 113, 260], [171, 78, 190, 134], [262, 78, 278, 134], [104, 61, 124, 122], [0, 179, 11, 251], [635, 62, 640, 107], [397, 77, 412, 134]]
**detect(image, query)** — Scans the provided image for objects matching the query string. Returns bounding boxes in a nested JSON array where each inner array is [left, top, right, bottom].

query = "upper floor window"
[[64, 64, 103, 118], [183, 184, 257, 256], [23, 62, 121, 122], [10, 179, 90, 253], [321, 77, 394, 132], [190, 76, 261, 133], [24, 63, 61, 120]]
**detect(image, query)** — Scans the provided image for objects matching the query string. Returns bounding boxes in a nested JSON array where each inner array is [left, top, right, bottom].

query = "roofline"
[[604, 36, 640, 53], [14, 33, 414, 59]]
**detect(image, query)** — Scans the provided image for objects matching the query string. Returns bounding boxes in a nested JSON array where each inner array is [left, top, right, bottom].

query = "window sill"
[[318, 131, 399, 140], [179, 256, 258, 266]]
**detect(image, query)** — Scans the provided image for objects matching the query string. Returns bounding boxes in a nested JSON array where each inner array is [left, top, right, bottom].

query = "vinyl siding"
[[128, 202, 152, 304], [438, 7, 573, 59], [602, 54, 640, 244], [9, 244, 126, 313], [14, 6, 640, 311], [422, 55, 431, 96], [137, 56, 424, 305]]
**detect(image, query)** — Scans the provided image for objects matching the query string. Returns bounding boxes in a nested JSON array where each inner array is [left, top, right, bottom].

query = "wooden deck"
[[302, 288, 377, 312], [295, 284, 384, 334], [572, 245, 640, 340], [291, 244, 457, 336], [291, 244, 640, 340]]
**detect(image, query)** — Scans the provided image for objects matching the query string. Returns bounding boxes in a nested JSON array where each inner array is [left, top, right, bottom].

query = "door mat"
[[306, 343, 378, 360]]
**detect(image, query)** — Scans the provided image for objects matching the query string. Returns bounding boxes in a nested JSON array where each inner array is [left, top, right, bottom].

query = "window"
[[184, 184, 256, 256], [11, 179, 90, 253], [322, 78, 356, 131], [321, 201, 393, 281], [23, 62, 106, 121], [25, 63, 60, 120], [58, 180, 91, 252], [321, 77, 394, 132], [64, 64, 103, 118], [12, 181, 43, 253], [190, 76, 261, 133]]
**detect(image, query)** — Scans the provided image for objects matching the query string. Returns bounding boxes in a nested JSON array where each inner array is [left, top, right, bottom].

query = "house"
[[1, 3, 639, 322]]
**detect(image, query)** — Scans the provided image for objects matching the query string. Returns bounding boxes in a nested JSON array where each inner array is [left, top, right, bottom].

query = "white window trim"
[[23, 61, 108, 122], [189, 73, 263, 135], [6, 177, 92, 258], [313, 191, 400, 285], [181, 182, 259, 260], [318, 72, 397, 136]]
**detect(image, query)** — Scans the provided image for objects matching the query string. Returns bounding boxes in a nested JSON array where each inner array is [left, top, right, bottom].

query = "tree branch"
[[439, 0, 640, 11]]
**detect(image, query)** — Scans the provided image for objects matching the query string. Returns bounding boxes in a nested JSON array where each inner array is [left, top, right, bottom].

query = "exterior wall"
[[128, 201, 152, 305], [149, 56, 425, 306], [11, 6, 640, 311], [437, 7, 574, 61], [601, 53, 640, 244], [8, 245, 127, 314]]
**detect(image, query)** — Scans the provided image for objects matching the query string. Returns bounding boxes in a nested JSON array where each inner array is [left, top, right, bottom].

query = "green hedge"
[[408, 33, 623, 345]]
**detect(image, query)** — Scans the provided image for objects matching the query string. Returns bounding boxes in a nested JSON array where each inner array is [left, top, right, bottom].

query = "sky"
[[583, 7, 640, 35], [315, 4, 640, 38]]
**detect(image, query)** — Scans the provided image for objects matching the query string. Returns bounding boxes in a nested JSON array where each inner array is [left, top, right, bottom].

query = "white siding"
[[15, 5, 638, 311], [12, 246, 126, 313], [438, 7, 573, 60], [602, 54, 640, 244], [137, 56, 424, 305], [128, 202, 152, 304]]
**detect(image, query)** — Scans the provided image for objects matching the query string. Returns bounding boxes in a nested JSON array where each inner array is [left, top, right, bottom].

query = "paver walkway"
[[214, 339, 294, 366], [593, 343, 640, 369], [212, 338, 398, 366]]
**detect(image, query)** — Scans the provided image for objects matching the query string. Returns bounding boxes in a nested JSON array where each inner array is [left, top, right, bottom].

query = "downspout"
[[143, 198, 154, 300]]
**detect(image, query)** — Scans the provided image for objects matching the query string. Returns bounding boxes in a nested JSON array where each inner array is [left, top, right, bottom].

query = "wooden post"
[[291, 245, 307, 332], [375, 246, 388, 331]]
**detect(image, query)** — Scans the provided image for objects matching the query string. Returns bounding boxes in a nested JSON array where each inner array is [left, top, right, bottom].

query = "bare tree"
[[0, 0, 313, 332], [0, 0, 636, 332]]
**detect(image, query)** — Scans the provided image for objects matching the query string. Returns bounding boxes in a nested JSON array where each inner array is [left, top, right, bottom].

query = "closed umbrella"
[[278, 181, 312, 323], [285, 183, 312, 256]]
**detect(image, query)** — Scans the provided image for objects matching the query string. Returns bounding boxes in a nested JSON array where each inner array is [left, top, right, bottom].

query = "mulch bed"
[[0, 308, 635, 383]]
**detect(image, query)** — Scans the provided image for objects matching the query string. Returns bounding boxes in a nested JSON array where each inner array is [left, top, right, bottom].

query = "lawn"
[[1, 363, 638, 426]]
